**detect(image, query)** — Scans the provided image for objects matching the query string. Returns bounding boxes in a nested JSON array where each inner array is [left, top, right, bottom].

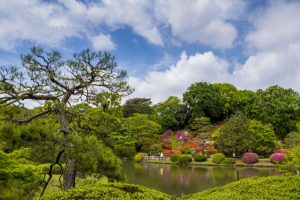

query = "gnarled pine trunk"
[[58, 109, 76, 190]]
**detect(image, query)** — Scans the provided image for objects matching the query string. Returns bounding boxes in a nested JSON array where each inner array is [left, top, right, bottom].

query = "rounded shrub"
[[170, 154, 180, 162], [242, 152, 259, 164], [178, 155, 192, 165], [211, 153, 225, 164], [221, 158, 236, 165], [193, 154, 207, 162], [270, 152, 286, 164], [133, 153, 146, 162]]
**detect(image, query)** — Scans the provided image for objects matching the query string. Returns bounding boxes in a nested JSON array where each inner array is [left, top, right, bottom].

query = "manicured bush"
[[211, 153, 225, 164], [183, 176, 300, 200], [42, 182, 172, 200], [133, 153, 146, 162], [178, 155, 192, 165], [221, 158, 236, 165], [170, 154, 180, 162], [270, 152, 286, 164], [242, 152, 259, 164], [183, 149, 192, 154], [193, 154, 207, 162]]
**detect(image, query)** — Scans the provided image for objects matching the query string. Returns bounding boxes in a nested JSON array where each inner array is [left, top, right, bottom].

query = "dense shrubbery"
[[221, 158, 236, 165], [170, 154, 180, 162], [193, 154, 207, 162], [42, 182, 172, 200], [242, 152, 259, 164], [211, 153, 225, 164], [133, 153, 146, 162], [0, 148, 41, 200], [183, 176, 300, 200], [178, 155, 192, 165]]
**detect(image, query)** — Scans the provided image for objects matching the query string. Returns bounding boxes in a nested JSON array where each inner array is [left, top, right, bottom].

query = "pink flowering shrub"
[[270, 152, 286, 164], [162, 129, 172, 144], [175, 130, 189, 143], [242, 152, 259, 164]]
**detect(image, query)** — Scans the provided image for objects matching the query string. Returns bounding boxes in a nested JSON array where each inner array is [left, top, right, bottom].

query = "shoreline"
[[142, 158, 277, 168]]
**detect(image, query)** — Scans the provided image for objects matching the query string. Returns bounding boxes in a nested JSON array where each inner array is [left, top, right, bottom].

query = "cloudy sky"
[[1, 0, 300, 103]]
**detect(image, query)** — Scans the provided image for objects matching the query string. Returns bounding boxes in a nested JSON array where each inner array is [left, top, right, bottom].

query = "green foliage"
[[119, 114, 161, 154], [284, 131, 300, 148], [134, 153, 146, 162], [211, 153, 225, 164], [193, 154, 207, 162], [248, 119, 277, 153], [123, 98, 152, 118], [246, 86, 300, 139], [41, 182, 172, 200], [189, 116, 212, 137], [178, 155, 192, 165], [215, 113, 252, 154], [221, 158, 236, 165], [183, 176, 300, 200], [170, 154, 181, 162], [0, 148, 41, 200], [149, 144, 163, 152], [183, 82, 224, 122], [151, 96, 184, 130], [281, 146, 300, 174], [65, 133, 122, 181]]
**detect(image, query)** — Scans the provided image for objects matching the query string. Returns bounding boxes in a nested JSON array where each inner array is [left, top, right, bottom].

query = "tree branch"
[[40, 149, 65, 196], [13, 109, 52, 124]]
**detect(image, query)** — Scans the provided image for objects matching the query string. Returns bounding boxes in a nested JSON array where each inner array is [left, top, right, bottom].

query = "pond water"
[[122, 162, 278, 196]]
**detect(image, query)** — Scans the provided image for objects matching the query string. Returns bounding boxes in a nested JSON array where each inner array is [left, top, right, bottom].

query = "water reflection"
[[123, 162, 279, 196]]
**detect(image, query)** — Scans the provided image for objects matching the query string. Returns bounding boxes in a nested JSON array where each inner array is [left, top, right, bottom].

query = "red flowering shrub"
[[242, 152, 259, 164], [195, 147, 203, 153], [270, 152, 286, 164], [162, 150, 182, 155], [162, 144, 172, 150]]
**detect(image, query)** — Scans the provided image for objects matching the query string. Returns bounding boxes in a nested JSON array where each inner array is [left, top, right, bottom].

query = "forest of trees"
[[1, 48, 300, 199]]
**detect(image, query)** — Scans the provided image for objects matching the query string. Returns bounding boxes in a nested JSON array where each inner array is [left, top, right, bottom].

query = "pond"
[[122, 162, 279, 196]]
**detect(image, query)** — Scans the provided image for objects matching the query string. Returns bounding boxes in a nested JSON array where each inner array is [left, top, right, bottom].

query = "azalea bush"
[[270, 152, 286, 164], [178, 155, 192, 165], [221, 158, 236, 165], [242, 152, 259, 164], [211, 153, 225, 164], [162, 129, 172, 144], [193, 154, 207, 162]]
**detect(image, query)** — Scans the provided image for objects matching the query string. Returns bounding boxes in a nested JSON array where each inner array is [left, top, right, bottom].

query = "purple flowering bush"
[[175, 130, 189, 143], [270, 152, 286, 164], [162, 129, 172, 144], [242, 152, 259, 164]]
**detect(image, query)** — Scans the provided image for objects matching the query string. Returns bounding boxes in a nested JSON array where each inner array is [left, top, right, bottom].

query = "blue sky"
[[1, 0, 300, 103]]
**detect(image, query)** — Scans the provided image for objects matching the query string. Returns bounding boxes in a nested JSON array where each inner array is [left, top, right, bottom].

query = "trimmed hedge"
[[221, 158, 236, 165], [193, 154, 207, 162], [211, 153, 225, 164], [183, 176, 300, 200], [178, 155, 192, 165], [42, 182, 173, 200], [133, 153, 146, 162]]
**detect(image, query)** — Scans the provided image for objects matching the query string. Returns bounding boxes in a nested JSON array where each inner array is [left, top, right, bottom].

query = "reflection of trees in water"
[[123, 162, 277, 196]]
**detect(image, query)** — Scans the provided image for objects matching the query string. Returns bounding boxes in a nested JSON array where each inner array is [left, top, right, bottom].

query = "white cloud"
[[246, 1, 300, 51], [90, 34, 115, 51], [0, 0, 246, 50], [128, 51, 229, 103], [154, 0, 245, 49]]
